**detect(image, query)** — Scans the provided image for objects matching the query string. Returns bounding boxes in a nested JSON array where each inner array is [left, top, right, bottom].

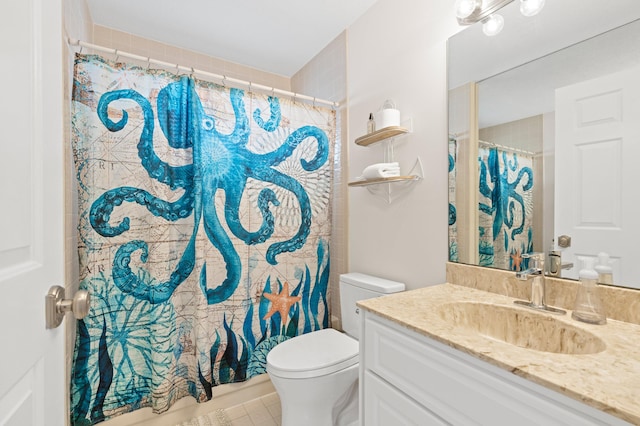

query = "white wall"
[[347, 0, 461, 289]]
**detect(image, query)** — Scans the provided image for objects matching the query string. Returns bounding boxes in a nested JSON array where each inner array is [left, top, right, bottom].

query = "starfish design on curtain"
[[262, 282, 301, 323], [510, 249, 523, 271]]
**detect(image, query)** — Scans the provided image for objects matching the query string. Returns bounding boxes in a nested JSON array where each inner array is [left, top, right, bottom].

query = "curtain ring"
[[114, 49, 119, 62], [146, 57, 151, 70], [222, 75, 226, 87], [313, 97, 317, 108], [190, 67, 195, 79], [248, 81, 252, 93], [175, 63, 180, 75], [79, 45, 83, 54], [271, 87, 275, 98]]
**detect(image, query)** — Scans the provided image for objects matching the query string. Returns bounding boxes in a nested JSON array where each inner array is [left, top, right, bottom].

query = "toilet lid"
[[266, 328, 359, 379]]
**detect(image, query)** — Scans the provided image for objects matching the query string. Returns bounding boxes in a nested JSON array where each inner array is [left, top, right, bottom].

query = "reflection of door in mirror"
[[555, 67, 640, 289]]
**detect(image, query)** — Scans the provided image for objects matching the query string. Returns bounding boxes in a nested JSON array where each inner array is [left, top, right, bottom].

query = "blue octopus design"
[[89, 77, 329, 305], [448, 153, 456, 226], [479, 148, 533, 241]]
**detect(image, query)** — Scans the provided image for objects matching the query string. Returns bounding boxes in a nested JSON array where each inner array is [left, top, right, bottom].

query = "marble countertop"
[[357, 283, 640, 425]]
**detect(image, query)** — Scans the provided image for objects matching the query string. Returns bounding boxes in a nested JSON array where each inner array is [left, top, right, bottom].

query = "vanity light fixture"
[[454, 0, 512, 25], [455, 0, 482, 20], [520, 0, 545, 17], [454, 0, 545, 36], [482, 14, 505, 36]]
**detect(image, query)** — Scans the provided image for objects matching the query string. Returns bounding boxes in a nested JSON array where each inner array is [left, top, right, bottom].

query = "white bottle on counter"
[[572, 257, 606, 325], [594, 252, 613, 285]]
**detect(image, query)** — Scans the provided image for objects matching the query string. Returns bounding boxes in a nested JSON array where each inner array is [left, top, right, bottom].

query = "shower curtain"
[[70, 54, 335, 425], [478, 146, 533, 270]]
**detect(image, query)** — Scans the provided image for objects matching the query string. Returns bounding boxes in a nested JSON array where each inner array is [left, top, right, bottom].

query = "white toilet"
[[266, 272, 405, 426]]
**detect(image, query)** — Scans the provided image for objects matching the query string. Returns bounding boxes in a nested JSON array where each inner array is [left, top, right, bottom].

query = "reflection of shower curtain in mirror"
[[478, 146, 533, 270], [448, 138, 458, 262], [70, 54, 335, 425]]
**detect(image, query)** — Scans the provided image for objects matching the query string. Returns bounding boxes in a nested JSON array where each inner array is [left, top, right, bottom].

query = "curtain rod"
[[67, 38, 340, 108], [478, 140, 538, 156]]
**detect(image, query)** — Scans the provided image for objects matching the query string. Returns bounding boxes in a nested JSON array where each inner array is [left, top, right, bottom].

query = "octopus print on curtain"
[[70, 55, 335, 425], [478, 146, 534, 271]]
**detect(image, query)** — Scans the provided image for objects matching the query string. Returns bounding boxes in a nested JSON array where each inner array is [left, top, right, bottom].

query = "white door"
[[555, 67, 640, 288], [0, 0, 66, 424]]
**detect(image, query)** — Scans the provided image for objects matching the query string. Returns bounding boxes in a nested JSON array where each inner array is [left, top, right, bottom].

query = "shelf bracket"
[[364, 157, 423, 204]]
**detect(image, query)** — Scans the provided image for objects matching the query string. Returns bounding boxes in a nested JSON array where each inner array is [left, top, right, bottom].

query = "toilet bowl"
[[268, 328, 359, 425], [266, 273, 405, 426]]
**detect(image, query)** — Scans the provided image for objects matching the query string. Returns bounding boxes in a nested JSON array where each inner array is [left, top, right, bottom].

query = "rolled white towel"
[[361, 162, 401, 179]]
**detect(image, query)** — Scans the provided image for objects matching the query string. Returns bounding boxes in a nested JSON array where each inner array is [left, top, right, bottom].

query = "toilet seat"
[[267, 328, 359, 379]]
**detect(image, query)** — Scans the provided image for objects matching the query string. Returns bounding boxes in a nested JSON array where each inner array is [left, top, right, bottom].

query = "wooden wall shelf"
[[350, 119, 419, 203], [354, 126, 409, 147], [348, 175, 420, 187]]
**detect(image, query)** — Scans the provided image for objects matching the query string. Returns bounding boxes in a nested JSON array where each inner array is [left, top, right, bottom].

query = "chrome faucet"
[[516, 253, 545, 307], [515, 253, 566, 315]]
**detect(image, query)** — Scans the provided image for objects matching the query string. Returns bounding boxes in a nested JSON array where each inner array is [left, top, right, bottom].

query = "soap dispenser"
[[572, 257, 606, 325], [595, 252, 613, 285]]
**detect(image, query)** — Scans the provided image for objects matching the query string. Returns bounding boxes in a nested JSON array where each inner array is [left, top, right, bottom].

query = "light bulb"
[[455, 0, 481, 19], [520, 0, 545, 17], [482, 14, 504, 36]]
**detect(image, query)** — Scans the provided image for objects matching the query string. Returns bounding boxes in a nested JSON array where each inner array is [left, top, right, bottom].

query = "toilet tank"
[[339, 273, 405, 340]]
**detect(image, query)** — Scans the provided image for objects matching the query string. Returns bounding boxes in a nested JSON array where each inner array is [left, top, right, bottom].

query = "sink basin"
[[437, 302, 606, 355]]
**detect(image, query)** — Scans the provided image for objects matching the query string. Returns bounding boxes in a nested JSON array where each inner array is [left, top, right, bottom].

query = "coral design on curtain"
[[70, 55, 335, 425], [478, 146, 533, 270]]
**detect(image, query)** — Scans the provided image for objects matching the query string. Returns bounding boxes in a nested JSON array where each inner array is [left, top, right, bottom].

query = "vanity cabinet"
[[359, 311, 630, 426]]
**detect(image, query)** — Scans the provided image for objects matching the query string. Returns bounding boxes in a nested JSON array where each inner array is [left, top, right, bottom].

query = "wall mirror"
[[448, 0, 640, 289]]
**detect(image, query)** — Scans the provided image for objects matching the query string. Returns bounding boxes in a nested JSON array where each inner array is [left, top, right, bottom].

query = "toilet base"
[[269, 364, 359, 426]]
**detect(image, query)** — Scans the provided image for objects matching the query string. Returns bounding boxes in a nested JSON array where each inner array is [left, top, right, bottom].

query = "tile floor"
[[225, 392, 282, 426]]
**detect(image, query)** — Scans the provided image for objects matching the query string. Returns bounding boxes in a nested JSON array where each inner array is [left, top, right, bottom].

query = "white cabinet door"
[[0, 0, 65, 424], [555, 67, 640, 287], [363, 372, 448, 426]]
